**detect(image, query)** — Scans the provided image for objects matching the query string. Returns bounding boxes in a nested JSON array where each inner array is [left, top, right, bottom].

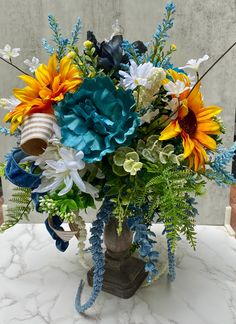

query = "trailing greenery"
[[0, 187, 33, 233], [135, 162, 203, 252], [103, 150, 205, 252]]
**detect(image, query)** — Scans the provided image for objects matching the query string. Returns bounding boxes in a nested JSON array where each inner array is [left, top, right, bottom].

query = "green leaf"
[[113, 147, 133, 166], [125, 152, 139, 162], [112, 164, 128, 176], [64, 199, 78, 210]]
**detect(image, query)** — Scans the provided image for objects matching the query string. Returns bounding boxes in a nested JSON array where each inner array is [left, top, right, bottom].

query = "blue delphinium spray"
[[127, 207, 159, 283], [75, 199, 113, 313], [42, 15, 82, 59], [153, 2, 176, 46], [206, 142, 236, 186], [70, 17, 82, 46], [162, 225, 177, 281]]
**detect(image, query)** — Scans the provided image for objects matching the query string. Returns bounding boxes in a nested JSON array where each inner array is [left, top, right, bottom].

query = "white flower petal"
[[70, 170, 86, 192], [180, 54, 209, 72], [58, 176, 73, 196], [83, 181, 99, 198], [33, 178, 63, 193], [24, 56, 40, 73]]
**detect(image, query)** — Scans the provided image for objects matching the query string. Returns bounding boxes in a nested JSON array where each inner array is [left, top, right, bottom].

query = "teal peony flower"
[[55, 76, 140, 163]]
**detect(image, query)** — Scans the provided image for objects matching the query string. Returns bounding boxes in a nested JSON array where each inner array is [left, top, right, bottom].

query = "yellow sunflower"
[[159, 70, 222, 171], [4, 54, 83, 133]]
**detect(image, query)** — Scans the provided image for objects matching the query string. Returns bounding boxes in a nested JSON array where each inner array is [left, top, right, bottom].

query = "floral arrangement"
[[0, 1, 236, 313]]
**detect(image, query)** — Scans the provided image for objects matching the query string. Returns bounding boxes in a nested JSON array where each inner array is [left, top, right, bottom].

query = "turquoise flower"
[[55, 76, 140, 163]]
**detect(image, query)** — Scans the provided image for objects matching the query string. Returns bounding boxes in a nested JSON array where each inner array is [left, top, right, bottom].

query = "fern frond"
[[0, 187, 33, 233]]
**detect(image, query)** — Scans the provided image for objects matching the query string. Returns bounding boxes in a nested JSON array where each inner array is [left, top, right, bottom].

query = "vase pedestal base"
[[87, 251, 147, 299]]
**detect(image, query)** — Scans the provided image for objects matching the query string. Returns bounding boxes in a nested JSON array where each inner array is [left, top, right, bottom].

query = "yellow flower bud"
[[171, 44, 177, 51], [83, 40, 93, 49], [67, 51, 76, 59]]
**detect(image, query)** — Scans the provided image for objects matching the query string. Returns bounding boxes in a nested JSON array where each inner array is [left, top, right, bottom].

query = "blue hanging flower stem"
[[75, 199, 113, 313], [127, 207, 159, 283], [166, 234, 176, 281], [162, 225, 176, 281]]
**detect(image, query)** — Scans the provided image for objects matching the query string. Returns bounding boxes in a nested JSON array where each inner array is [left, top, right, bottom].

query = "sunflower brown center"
[[179, 109, 197, 136]]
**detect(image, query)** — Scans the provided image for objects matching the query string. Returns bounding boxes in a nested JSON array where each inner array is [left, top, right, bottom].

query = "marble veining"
[[0, 225, 236, 324]]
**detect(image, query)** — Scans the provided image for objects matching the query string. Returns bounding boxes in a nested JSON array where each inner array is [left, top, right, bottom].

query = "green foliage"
[[131, 161, 205, 252], [0, 187, 33, 233], [68, 45, 103, 78], [137, 135, 183, 165], [113, 147, 143, 176], [0, 162, 6, 176], [39, 186, 96, 222]]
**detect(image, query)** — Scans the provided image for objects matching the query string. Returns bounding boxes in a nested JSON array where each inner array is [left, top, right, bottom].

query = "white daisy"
[[0, 44, 20, 60], [119, 60, 158, 90]]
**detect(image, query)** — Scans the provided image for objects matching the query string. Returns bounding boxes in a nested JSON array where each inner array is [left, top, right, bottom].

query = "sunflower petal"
[[13, 87, 37, 102], [197, 120, 221, 134], [19, 75, 41, 91], [181, 132, 195, 158], [60, 56, 73, 82], [159, 120, 182, 140], [47, 54, 57, 78], [188, 83, 203, 114], [196, 106, 222, 121], [194, 131, 217, 151], [35, 64, 51, 86]]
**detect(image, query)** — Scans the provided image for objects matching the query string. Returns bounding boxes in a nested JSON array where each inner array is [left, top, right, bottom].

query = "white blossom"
[[119, 60, 159, 90], [180, 54, 209, 72], [0, 44, 20, 60], [24, 56, 40, 73], [0, 96, 20, 111], [32, 147, 98, 197], [164, 80, 189, 98], [165, 98, 179, 120]]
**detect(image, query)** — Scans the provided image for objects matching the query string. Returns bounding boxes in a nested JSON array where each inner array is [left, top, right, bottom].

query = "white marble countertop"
[[0, 224, 236, 324]]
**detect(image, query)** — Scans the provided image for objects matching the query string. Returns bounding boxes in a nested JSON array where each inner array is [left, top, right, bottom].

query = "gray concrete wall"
[[0, 0, 235, 224]]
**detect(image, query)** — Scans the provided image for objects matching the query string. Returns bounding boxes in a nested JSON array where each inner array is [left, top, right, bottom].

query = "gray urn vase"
[[87, 217, 147, 299]]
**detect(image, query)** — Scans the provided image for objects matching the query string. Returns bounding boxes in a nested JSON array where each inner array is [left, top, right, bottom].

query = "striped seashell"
[[20, 113, 56, 156]]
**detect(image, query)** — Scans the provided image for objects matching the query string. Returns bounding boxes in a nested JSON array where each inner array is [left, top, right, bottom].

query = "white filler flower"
[[0, 44, 20, 60], [0, 96, 20, 111], [119, 60, 158, 90], [180, 54, 209, 72], [24, 57, 40, 73]]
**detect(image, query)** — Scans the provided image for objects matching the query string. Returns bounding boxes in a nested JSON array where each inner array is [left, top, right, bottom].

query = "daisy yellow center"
[[179, 109, 197, 136]]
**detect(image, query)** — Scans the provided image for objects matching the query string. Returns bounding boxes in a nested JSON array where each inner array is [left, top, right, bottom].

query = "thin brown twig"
[[0, 56, 30, 76]]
